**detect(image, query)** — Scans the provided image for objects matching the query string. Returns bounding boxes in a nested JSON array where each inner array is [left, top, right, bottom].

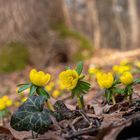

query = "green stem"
[[77, 96, 84, 109], [111, 94, 116, 105], [46, 100, 55, 111]]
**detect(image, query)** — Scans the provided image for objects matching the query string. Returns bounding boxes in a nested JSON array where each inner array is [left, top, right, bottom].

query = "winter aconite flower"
[[21, 97, 27, 103], [18, 69, 54, 111], [0, 99, 6, 111], [59, 70, 79, 90], [0, 96, 12, 110], [136, 61, 140, 68], [5, 99, 12, 107], [59, 62, 90, 109], [57, 80, 65, 90], [88, 67, 100, 75], [29, 69, 51, 86], [2, 96, 12, 107], [120, 72, 133, 85], [2, 96, 9, 102], [14, 101, 21, 107], [45, 82, 55, 92], [120, 59, 130, 66], [52, 90, 61, 98], [112, 65, 131, 74], [97, 72, 114, 89]]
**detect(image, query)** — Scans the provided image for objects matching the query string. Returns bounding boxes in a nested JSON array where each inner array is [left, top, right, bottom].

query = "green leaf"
[[18, 83, 31, 93], [37, 87, 50, 99], [79, 75, 85, 80], [72, 80, 90, 97], [113, 79, 121, 86], [10, 95, 52, 134], [17, 83, 31, 87], [78, 81, 90, 91], [72, 87, 79, 98], [115, 88, 125, 95], [79, 89, 87, 95], [72, 85, 83, 98], [77, 86, 86, 95], [76, 61, 83, 75], [80, 80, 90, 86], [30, 85, 37, 96]]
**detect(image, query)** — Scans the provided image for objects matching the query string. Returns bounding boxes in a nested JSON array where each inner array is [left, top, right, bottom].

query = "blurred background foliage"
[[53, 23, 92, 61], [0, 42, 29, 72], [0, 0, 139, 72]]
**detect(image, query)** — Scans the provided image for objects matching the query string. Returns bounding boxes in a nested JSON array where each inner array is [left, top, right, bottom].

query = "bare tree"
[[87, 0, 101, 48], [128, 0, 139, 48], [0, 0, 70, 67], [113, 0, 127, 50]]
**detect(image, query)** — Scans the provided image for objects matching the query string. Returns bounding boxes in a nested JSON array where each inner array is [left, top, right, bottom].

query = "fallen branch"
[[63, 127, 99, 139]]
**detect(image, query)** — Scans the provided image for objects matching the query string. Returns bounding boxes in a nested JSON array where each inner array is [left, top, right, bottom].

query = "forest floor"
[[1, 48, 140, 140]]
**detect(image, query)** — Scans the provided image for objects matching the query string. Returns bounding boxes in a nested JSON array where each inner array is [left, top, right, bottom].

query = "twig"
[[63, 127, 98, 139], [86, 113, 102, 119], [72, 116, 83, 125], [79, 110, 94, 128], [70, 116, 83, 132], [50, 114, 62, 132]]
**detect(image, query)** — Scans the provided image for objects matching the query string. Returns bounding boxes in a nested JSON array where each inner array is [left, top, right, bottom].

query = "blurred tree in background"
[[0, 0, 139, 71], [67, 0, 140, 49]]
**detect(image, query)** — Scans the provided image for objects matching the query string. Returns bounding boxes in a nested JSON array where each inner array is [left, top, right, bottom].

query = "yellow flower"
[[45, 85, 52, 92], [0, 99, 6, 111], [52, 90, 61, 98], [136, 61, 140, 68], [5, 99, 13, 107], [59, 70, 79, 90], [112, 65, 131, 74], [120, 59, 130, 66], [97, 72, 114, 89], [120, 72, 133, 85], [57, 80, 65, 90], [21, 97, 27, 103], [45, 82, 55, 92], [112, 65, 119, 73], [2, 96, 9, 102], [118, 65, 131, 74], [14, 101, 21, 107], [29, 69, 51, 86], [95, 71, 104, 78], [88, 67, 99, 75]]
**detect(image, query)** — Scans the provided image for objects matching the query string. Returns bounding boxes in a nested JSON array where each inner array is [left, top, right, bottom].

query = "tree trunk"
[[0, 0, 70, 67], [128, 0, 139, 48], [113, 0, 127, 50], [87, 0, 101, 48]]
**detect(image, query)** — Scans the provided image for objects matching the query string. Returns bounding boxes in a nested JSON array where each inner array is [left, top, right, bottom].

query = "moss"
[[53, 23, 93, 62], [0, 42, 29, 73]]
